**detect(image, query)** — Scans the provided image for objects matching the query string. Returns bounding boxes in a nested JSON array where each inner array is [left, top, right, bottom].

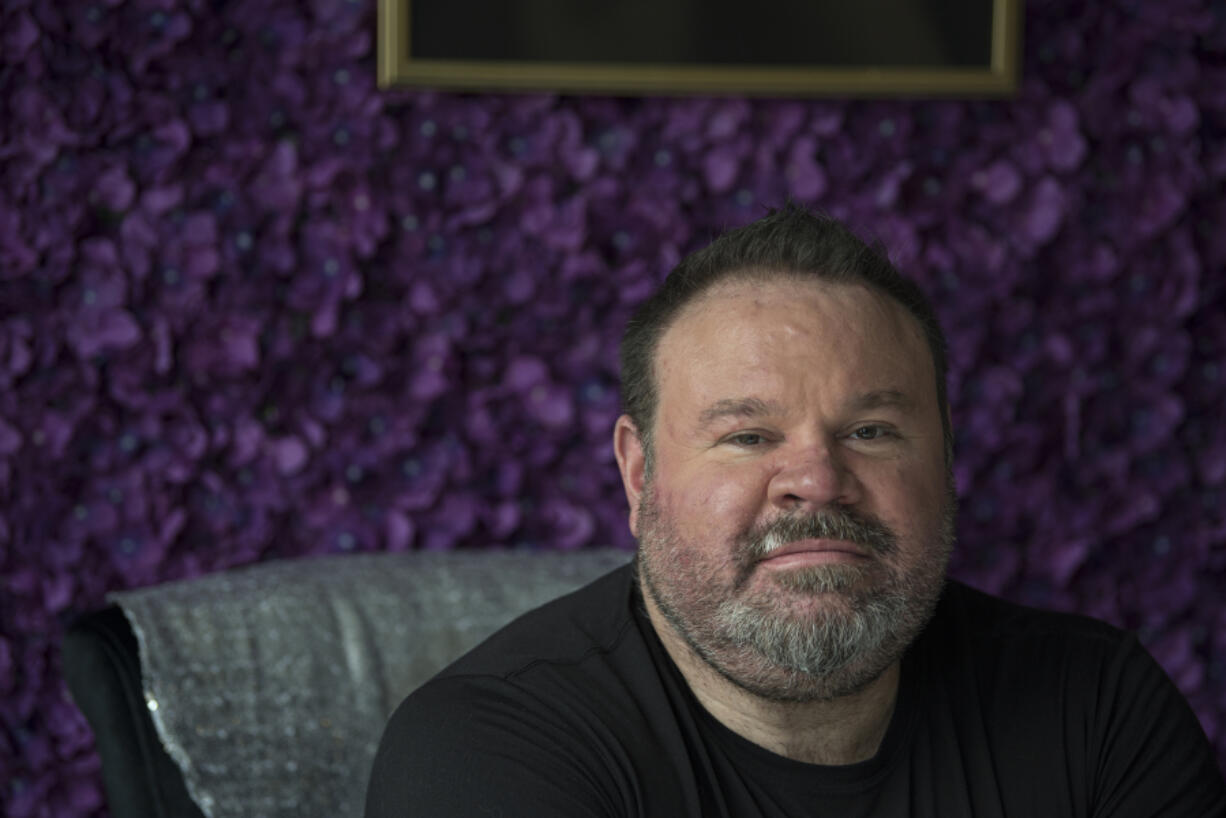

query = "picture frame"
[[377, 0, 1022, 97]]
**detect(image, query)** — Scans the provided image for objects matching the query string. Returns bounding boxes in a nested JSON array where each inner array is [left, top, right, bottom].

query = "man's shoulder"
[[432, 560, 643, 684], [939, 578, 1131, 647], [377, 560, 652, 759], [368, 559, 646, 818], [925, 578, 1144, 687], [368, 560, 674, 817], [927, 582, 1226, 816]]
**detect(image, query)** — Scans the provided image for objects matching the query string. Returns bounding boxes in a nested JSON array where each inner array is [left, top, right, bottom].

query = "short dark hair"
[[619, 203, 951, 468]]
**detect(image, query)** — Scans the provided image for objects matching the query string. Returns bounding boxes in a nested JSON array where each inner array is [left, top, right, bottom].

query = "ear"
[[613, 414, 647, 538]]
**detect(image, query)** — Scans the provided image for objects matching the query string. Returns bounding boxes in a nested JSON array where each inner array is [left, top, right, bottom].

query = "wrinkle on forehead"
[[653, 277, 937, 439]]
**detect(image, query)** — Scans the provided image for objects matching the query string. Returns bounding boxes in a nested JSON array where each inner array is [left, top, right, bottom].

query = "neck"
[[642, 585, 900, 766]]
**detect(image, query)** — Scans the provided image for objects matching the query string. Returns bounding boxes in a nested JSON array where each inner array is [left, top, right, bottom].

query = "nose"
[[767, 440, 860, 512]]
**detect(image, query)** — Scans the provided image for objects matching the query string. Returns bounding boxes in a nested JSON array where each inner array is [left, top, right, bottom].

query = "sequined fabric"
[[109, 549, 631, 818]]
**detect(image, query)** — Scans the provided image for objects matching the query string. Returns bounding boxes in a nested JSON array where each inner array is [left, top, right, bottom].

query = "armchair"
[[63, 548, 630, 818]]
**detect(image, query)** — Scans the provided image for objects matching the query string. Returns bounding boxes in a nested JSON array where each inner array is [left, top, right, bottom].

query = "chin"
[[707, 639, 898, 704], [701, 576, 937, 703], [763, 561, 880, 593]]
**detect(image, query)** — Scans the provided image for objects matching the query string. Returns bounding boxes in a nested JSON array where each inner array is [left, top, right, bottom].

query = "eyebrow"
[[848, 389, 918, 413], [697, 397, 783, 427], [697, 390, 917, 427]]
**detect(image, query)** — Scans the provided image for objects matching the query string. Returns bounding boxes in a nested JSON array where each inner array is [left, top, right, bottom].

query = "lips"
[[758, 538, 870, 562]]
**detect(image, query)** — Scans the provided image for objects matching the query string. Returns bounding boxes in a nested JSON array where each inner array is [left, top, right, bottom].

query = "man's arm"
[[365, 675, 623, 818], [1090, 635, 1226, 818]]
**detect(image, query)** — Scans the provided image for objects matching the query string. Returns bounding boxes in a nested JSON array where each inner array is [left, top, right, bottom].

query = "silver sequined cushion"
[[109, 548, 632, 818]]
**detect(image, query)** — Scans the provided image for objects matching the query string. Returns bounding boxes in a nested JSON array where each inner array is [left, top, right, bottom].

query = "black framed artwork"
[[377, 0, 1022, 97]]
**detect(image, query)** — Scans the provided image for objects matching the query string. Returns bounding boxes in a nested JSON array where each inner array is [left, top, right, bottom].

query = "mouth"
[[756, 538, 871, 569]]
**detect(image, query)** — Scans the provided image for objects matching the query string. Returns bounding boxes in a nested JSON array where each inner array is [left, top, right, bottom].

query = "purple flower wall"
[[2, 0, 1225, 812]]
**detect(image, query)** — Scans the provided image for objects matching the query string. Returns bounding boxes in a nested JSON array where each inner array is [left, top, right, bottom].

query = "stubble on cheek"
[[637, 482, 734, 615], [647, 485, 730, 576]]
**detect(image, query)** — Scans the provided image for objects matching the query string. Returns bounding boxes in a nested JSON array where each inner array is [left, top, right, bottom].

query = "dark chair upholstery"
[[63, 606, 206, 818]]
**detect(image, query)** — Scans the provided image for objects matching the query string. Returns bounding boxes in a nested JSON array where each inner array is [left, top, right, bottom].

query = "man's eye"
[[728, 433, 765, 447], [850, 425, 889, 441]]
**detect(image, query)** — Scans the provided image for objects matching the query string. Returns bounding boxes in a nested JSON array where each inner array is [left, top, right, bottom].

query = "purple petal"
[[251, 141, 302, 210], [503, 356, 548, 390], [95, 167, 136, 211], [785, 138, 827, 201], [4, 12, 39, 60], [527, 382, 574, 429], [230, 417, 264, 466], [66, 309, 142, 358], [385, 509, 415, 550], [973, 160, 1022, 204], [703, 146, 740, 193], [220, 318, 260, 370], [153, 119, 192, 156], [1041, 101, 1087, 172], [271, 435, 308, 475], [1020, 177, 1066, 248], [189, 101, 229, 136], [139, 185, 184, 214], [0, 416, 22, 455]]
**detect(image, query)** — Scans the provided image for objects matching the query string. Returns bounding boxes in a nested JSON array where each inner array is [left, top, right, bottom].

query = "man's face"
[[619, 277, 955, 702]]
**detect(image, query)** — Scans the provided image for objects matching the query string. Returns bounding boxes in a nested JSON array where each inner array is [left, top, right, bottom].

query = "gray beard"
[[706, 564, 935, 700], [637, 496, 954, 703]]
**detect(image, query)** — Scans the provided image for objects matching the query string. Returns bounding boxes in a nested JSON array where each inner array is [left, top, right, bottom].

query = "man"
[[367, 205, 1226, 816]]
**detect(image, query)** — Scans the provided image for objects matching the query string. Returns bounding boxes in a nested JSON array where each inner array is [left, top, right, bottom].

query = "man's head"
[[613, 205, 956, 703]]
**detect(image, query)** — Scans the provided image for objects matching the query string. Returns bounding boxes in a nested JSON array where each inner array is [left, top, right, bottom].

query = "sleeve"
[[364, 675, 625, 818], [1090, 635, 1226, 818]]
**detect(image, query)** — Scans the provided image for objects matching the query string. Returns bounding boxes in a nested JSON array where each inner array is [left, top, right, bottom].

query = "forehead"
[[654, 276, 935, 413]]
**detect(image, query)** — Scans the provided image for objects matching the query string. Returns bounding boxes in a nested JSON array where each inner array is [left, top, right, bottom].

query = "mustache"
[[738, 507, 898, 563]]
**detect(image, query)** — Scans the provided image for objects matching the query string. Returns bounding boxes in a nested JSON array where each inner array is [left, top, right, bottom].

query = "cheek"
[[898, 462, 944, 506], [880, 462, 949, 542], [655, 465, 769, 540], [677, 463, 769, 517]]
